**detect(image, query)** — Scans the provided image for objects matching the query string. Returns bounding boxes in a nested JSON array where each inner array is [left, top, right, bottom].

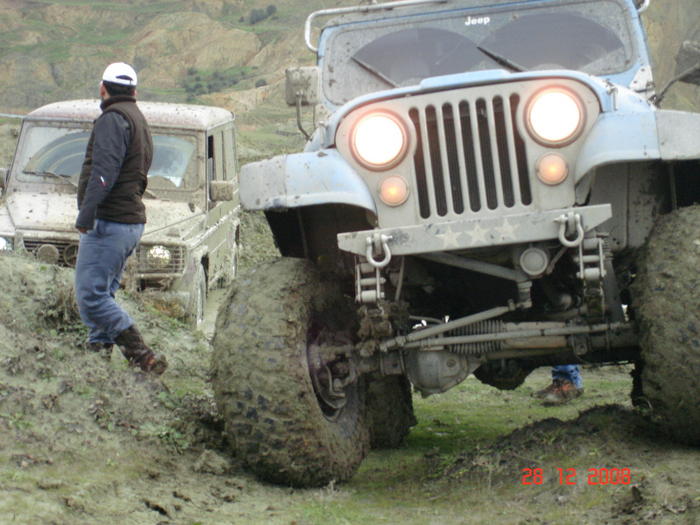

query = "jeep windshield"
[[14, 122, 198, 194], [322, 0, 635, 104]]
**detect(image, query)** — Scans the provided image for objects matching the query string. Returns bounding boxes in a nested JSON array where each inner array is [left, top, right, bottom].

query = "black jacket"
[[76, 96, 153, 229]]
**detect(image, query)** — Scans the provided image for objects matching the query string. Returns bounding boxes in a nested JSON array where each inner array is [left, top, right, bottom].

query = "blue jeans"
[[75, 219, 144, 344], [552, 365, 583, 388]]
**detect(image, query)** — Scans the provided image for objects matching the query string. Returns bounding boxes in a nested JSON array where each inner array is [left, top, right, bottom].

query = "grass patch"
[[294, 366, 641, 525], [29, 0, 187, 12]]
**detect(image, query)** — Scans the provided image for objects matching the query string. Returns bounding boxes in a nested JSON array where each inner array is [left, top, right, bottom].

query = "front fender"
[[574, 111, 661, 180], [656, 110, 700, 161], [239, 149, 376, 214]]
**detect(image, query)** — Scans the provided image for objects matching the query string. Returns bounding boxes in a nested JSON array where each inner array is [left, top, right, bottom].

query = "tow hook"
[[366, 233, 393, 268], [555, 212, 584, 248]]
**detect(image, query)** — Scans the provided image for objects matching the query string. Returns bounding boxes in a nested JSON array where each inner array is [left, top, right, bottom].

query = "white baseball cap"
[[102, 62, 138, 86]]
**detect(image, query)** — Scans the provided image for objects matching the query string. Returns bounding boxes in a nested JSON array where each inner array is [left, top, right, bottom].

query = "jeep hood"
[[320, 68, 615, 146], [4, 192, 204, 239]]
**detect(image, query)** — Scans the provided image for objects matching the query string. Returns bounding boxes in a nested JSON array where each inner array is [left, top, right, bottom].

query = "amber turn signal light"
[[379, 176, 409, 206], [536, 153, 568, 185]]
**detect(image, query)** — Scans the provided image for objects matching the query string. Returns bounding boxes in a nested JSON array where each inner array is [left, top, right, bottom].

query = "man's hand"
[[77, 227, 88, 234]]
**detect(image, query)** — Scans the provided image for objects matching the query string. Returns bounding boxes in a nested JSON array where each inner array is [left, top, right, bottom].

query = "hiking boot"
[[114, 324, 168, 375], [139, 352, 168, 375], [533, 378, 562, 399], [535, 379, 583, 405], [86, 342, 113, 361]]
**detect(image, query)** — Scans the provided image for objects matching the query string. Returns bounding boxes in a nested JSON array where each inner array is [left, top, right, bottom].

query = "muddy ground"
[[1, 122, 698, 524], [0, 212, 698, 525]]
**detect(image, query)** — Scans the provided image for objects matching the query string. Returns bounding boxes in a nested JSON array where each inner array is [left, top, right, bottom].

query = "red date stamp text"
[[521, 467, 632, 485]]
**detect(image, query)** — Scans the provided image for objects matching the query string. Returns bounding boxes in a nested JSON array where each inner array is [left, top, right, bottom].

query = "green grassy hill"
[[0, 0, 698, 163], [0, 0, 328, 108], [0, 0, 346, 161]]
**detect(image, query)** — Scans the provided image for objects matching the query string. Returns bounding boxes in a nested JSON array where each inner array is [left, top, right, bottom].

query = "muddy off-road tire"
[[632, 205, 700, 445], [211, 257, 369, 487], [366, 375, 417, 449]]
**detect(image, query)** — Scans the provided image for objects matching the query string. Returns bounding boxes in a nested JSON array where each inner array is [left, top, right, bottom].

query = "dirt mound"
[[444, 405, 699, 524], [0, 254, 265, 523]]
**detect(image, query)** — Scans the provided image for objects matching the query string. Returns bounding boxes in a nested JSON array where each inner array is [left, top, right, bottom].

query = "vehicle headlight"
[[0, 237, 13, 251], [146, 245, 172, 269], [351, 112, 408, 170], [526, 88, 585, 146]]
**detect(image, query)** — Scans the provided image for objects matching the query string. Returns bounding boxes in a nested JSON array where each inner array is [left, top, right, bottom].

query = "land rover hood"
[[4, 192, 203, 238]]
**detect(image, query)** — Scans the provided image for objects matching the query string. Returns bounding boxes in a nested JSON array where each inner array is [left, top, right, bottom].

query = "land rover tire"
[[366, 375, 417, 449], [632, 205, 700, 445], [211, 257, 369, 487]]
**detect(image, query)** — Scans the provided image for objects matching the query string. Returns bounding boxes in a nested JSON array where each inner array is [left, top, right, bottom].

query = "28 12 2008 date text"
[[521, 468, 632, 485]]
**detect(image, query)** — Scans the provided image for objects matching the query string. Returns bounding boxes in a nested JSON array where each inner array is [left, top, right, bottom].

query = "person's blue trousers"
[[75, 218, 144, 344], [552, 364, 583, 388]]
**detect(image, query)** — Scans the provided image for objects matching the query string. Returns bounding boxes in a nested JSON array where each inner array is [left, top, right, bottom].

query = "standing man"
[[74, 62, 167, 375]]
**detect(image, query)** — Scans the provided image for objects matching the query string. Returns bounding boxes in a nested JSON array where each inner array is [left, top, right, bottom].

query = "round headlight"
[[147, 245, 172, 269], [0, 237, 12, 251], [351, 112, 408, 170], [527, 88, 584, 146]]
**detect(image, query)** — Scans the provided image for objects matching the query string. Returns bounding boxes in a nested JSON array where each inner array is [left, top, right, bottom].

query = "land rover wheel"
[[211, 257, 369, 487], [366, 375, 416, 449], [632, 205, 700, 445]]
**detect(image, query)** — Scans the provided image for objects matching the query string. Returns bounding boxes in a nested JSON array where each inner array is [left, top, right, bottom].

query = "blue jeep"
[[212, 0, 700, 486]]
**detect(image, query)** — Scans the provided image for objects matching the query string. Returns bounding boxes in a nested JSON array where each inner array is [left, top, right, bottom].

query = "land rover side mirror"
[[285, 67, 320, 106], [210, 180, 235, 202], [675, 40, 700, 86]]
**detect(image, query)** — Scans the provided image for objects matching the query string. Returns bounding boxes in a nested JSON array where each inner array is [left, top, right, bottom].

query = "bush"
[[248, 8, 266, 24], [248, 5, 276, 24], [182, 67, 255, 96], [255, 78, 267, 88]]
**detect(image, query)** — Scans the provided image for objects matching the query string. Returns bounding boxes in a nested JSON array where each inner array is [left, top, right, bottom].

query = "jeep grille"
[[409, 93, 532, 219]]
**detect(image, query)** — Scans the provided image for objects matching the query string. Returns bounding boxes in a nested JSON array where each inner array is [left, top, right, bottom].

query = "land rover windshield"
[[321, 0, 635, 104], [14, 121, 198, 193]]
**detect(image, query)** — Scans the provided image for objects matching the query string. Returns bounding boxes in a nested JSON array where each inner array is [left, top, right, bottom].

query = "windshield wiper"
[[476, 45, 527, 73], [26, 169, 161, 198], [24, 170, 78, 188], [351, 56, 398, 88]]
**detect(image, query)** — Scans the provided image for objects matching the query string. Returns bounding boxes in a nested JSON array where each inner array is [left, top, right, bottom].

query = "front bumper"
[[337, 204, 611, 256]]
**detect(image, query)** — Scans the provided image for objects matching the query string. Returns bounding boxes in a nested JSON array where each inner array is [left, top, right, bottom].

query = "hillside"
[[0, 0, 345, 161], [0, 0, 698, 164], [0, 0, 320, 108]]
